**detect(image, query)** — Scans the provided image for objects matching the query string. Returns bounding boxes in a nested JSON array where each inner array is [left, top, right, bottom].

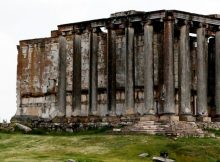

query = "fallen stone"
[[66, 159, 76, 162], [113, 128, 121, 132], [152, 156, 175, 162], [15, 123, 32, 133], [138, 152, 149, 157]]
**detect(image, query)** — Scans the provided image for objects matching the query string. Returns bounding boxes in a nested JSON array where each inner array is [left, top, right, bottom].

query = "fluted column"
[[125, 24, 135, 114], [144, 21, 155, 114], [72, 30, 81, 116], [89, 28, 98, 115], [107, 26, 116, 115], [196, 25, 208, 117], [179, 23, 192, 117], [215, 30, 220, 116], [163, 17, 175, 114], [58, 36, 67, 116]]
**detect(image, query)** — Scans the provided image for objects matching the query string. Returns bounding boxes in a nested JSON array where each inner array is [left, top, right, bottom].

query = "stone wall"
[[16, 38, 59, 118]]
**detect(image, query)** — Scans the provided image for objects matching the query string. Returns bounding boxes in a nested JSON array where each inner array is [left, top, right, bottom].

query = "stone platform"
[[10, 115, 220, 137]]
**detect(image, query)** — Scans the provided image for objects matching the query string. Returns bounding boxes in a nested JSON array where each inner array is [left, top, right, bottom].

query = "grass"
[[0, 131, 220, 162]]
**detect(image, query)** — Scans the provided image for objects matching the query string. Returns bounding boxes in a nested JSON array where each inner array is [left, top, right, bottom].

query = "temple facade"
[[15, 10, 220, 122]]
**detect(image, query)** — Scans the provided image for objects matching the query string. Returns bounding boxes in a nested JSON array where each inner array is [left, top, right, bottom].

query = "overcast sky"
[[1, 0, 220, 122]]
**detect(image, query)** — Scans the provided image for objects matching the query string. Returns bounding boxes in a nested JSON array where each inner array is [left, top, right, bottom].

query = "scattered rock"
[[152, 156, 175, 162], [138, 152, 149, 157], [66, 159, 76, 162], [15, 123, 32, 133], [67, 160, 76, 162], [113, 128, 121, 132]]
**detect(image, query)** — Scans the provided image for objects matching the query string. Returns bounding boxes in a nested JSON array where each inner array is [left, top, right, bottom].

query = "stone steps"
[[123, 118, 208, 137], [125, 120, 171, 135]]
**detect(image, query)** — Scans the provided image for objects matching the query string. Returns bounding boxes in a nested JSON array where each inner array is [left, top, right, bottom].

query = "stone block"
[[160, 115, 179, 121], [179, 115, 196, 122], [197, 116, 211, 122], [140, 115, 158, 121]]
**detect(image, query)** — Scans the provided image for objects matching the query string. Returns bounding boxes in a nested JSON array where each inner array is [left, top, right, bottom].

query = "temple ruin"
[[14, 10, 220, 124]]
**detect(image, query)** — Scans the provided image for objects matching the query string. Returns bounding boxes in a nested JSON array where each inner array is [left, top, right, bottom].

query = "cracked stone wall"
[[16, 38, 59, 118]]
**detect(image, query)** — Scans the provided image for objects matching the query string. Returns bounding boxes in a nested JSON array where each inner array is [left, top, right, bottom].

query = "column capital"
[[164, 15, 175, 22], [90, 27, 101, 33], [216, 26, 220, 31], [143, 19, 152, 25], [106, 23, 116, 30], [178, 19, 190, 27], [73, 28, 83, 34], [195, 22, 207, 29]]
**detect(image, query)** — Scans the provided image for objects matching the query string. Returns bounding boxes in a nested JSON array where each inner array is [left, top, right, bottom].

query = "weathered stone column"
[[107, 26, 116, 115], [179, 23, 194, 121], [144, 21, 155, 115], [89, 28, 98, 115], [196, 25, 210, 121], [58, 36, 67, 116], [125, 24, 135, 114], [72, 30, 81, 116], [215, 30, 220, 117], [162, 17, 176, 116]]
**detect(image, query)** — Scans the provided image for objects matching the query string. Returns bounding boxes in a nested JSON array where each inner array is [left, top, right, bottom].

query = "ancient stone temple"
[[14, 10, 220, 124]]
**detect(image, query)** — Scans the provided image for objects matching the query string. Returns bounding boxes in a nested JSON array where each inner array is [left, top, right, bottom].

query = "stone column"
[[196, 25, 210, 121], [72, 31, 81, 116], [58, 36, 67, 116], [89, 28, 98, 115], [125, 24, 135, 114], [162, 17, 176, 116], [179, 23, 194, 121], [144, 22, 155, 115], [107, 27, 116, 115], [215, 30, 220, 117]]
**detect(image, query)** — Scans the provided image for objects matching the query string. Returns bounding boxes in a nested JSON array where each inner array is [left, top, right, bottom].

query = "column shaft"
[[58, 36, 67, 116], [72, 33, 81, 115], [107, 28, 116, 114], [144, 23, 154, 114], [163, 19, 175, 114], [125, 26, 134, 114], [180, 24, 191, 115], [89, 30, 98, 115], [196, 27, 208, 116], [215, 31, 220, 116]]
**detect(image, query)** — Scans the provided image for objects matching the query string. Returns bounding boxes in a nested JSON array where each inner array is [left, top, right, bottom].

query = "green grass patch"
[[206, 128, 220, 136], [0, 133, 220, 162]]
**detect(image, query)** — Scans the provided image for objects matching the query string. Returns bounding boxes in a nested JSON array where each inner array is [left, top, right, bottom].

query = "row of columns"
[[57, 18, 220, 118]]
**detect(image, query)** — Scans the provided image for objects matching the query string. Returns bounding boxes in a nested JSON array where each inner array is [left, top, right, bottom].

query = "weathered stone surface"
[[15, 10, 220, 132]]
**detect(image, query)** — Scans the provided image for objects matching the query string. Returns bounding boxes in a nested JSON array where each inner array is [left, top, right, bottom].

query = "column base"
[[126, 108, 135, 115], [89, 110, 98, 116], [159, 114, 179, 121], [140, 114, 158, 121], [72, 109, 81, 116], [179, 115, 196, 122], [196, 116, 211, 122]]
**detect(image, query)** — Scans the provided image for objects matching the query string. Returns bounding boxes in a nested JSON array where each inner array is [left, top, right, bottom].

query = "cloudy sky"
[[1, 0, 220, 121]]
